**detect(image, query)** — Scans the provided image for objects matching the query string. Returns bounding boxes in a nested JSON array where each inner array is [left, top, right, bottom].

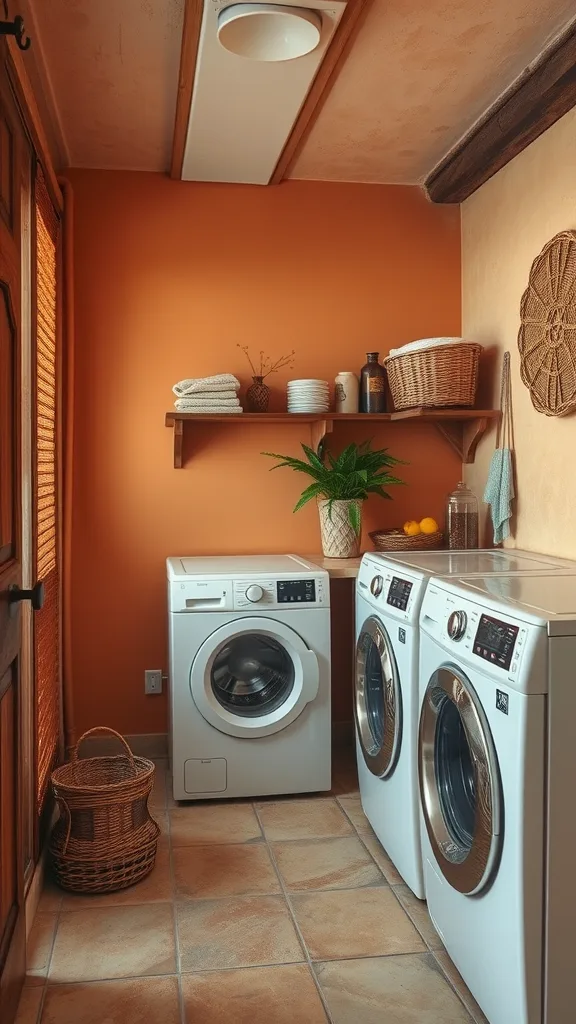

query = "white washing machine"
[[167, 555, 331, 801], [418, 572, 576, 1024], [355, 548, 576, 900]]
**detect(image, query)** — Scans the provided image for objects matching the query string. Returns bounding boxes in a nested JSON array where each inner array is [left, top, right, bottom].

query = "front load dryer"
[[418, 572, 576, 1024], [167, 555, 331, 801], [354, 547, 576, 900]]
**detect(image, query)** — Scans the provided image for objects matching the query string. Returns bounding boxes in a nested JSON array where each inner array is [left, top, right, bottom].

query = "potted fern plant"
[[263, 441, 405, 558]]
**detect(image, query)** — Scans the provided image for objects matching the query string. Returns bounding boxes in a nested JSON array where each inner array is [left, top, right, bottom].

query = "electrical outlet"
[[144, 669, 163, 695]]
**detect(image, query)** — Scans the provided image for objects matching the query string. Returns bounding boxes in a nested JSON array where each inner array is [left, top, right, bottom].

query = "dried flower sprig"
[[238, 345, 296, 380]]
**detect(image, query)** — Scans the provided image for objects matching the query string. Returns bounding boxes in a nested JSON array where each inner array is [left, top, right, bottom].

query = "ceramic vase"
[[246, 376, 270, 412], [318, 499, 363, 558]]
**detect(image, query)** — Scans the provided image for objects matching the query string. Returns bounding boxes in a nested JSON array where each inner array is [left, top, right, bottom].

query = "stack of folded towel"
[[172, 374, 243, 413]]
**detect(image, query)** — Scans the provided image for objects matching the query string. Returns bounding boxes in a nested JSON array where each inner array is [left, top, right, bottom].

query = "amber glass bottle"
[[360, 352, 387, 413]]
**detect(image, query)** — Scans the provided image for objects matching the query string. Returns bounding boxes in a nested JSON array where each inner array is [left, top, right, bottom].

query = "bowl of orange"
[[369, 517, 443, 552]]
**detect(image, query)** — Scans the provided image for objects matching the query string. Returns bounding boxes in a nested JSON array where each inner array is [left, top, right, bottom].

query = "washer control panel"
[[473, 614, 519, 671], [233, 576, 326, 609], [277, 579, 316, 603], [420, 584, 546, 692], [386, 576, 413, 611]]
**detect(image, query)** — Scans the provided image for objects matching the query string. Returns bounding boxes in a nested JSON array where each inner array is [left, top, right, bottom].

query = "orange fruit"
[[420, 517, 439, 535], [403, 520, 421, 537]]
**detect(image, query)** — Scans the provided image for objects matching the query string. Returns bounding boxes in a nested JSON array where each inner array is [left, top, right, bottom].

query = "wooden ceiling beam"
[[270, 0, 372, 185], [170, 0, 204, 180], [426, 21, 576, 204]]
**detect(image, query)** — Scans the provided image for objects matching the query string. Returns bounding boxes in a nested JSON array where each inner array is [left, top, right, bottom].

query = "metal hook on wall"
[[0, 14, 31, 50]]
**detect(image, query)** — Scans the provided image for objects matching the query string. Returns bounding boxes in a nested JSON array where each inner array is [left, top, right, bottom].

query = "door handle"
[[9, 580, 45, 611]]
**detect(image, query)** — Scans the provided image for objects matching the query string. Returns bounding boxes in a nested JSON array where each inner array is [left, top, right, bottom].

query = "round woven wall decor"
[[518, 230, 576, 416]]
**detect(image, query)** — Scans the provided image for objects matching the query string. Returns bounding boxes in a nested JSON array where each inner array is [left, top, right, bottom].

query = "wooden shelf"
[[165, 409, 500, 469], [302, 554, 361, 578]]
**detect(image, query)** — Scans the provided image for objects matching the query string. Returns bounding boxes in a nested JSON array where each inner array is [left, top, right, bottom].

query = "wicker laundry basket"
[[385, 343, 481, 410], [50, 727, 159, 893]]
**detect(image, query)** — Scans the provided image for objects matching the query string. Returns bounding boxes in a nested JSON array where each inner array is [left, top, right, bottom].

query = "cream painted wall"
[[462, 106, 576, 558]]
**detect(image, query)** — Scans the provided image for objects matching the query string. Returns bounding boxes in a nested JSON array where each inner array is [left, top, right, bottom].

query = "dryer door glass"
[[211, 633, 295, 718], [419, 667, 502, 896], [355, 616, 401, 779]]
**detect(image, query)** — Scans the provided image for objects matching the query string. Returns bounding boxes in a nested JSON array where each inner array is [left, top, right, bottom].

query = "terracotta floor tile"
[[178, 895, 304, 972], [434, 952, 490, 1024], [361, 835, 404, 885], [49, 903, 176, 982], [174, 843, 280, 899], [15, 987, 43, 1024], [169, 802, 262, 846], [291, 887, 425, 961], [26, 911, 57, 985], [393, 884, 444, 950], [61, 848, 173, 909], [315, 954, 474, 1023], [273, 837, 384, 892], [337, 795, 374, 835], [256, 798, 353, 841], [37, 878, 63, 913], [181, 965, 328, 1023], [41, 976, 181, 1024]]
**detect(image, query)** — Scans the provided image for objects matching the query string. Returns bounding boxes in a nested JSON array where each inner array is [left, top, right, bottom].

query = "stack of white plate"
[[287, 379, 330, 413]]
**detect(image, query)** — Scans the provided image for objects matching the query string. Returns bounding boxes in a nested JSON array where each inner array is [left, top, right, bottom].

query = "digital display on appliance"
[[277, 579, 316, 603], [386, 576, 413, 611], [473, 614, 519, 671]]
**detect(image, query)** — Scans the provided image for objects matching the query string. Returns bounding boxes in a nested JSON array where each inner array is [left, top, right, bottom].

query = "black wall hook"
[[0, 14, 31, 50]]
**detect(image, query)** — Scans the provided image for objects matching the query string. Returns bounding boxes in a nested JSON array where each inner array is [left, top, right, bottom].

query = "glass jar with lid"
[[446, 481, 479, 549]]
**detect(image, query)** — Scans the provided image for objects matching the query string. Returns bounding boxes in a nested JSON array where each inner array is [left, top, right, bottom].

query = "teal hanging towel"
[[484, 352, 515, 545]]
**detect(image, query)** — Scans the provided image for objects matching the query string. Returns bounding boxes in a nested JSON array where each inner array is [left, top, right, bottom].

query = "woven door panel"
[[34, 166, 61, 809]]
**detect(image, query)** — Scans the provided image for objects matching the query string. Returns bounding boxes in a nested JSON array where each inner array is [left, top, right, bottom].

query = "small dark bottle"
[[360, 352, 387, 413]]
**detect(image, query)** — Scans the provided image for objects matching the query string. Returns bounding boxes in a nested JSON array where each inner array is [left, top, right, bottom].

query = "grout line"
[[252, 801, 334, 1024], [38, 971, 182, 987], [430, 951, 485, 1024], [31, 897, 63, 1022], [166, 805, 186, 1024], [156, 763, 187, 1024]]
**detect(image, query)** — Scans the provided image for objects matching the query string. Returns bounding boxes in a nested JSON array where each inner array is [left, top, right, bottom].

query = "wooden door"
[[0, 49, 31, 1022]]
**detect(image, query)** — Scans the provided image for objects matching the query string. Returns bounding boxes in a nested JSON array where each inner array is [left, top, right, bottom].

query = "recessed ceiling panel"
[[181, 0, 345, 184]]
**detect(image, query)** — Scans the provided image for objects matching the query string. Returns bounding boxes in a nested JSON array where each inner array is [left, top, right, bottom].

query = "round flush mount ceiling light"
[[217, 4, 322, 62]]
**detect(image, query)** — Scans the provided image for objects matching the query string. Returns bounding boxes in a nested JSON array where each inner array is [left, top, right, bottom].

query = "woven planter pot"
[[318, 499, 362, 558]]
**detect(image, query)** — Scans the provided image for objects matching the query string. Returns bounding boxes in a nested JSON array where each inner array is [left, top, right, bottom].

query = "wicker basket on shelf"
[[49, 727, 159, 894], [385, 343, 481, 410], [369, 529, 443, 552]]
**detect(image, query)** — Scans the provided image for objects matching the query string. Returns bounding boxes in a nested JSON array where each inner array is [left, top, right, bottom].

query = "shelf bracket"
[[310, 418, 334, 457], [435, 416, 489, 464], [173, 418, 184, 469]]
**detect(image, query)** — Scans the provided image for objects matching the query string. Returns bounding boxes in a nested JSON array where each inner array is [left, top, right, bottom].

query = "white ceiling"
[[26, 0, 576, 183]]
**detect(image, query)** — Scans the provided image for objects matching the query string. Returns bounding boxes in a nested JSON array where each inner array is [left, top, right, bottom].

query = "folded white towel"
[[173, 374, 240, 397], [386, 337, 464, 359], [175, 390, 240, 403], [174, 398, 243, 413], [174, 394, 240, 407]]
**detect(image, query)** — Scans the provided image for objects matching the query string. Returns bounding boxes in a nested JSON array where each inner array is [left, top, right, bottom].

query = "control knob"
[[245, 584, 264, 603], [370, 575, 384, 597], [447, 610, 467, 641]]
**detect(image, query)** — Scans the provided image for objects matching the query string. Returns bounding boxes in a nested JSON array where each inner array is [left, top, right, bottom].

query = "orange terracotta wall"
[[66, 170, 461, 736]]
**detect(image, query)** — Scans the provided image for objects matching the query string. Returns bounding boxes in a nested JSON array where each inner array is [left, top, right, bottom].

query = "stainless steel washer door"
[[419, 666, 502, 895], [355, 615, 401, 778]]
